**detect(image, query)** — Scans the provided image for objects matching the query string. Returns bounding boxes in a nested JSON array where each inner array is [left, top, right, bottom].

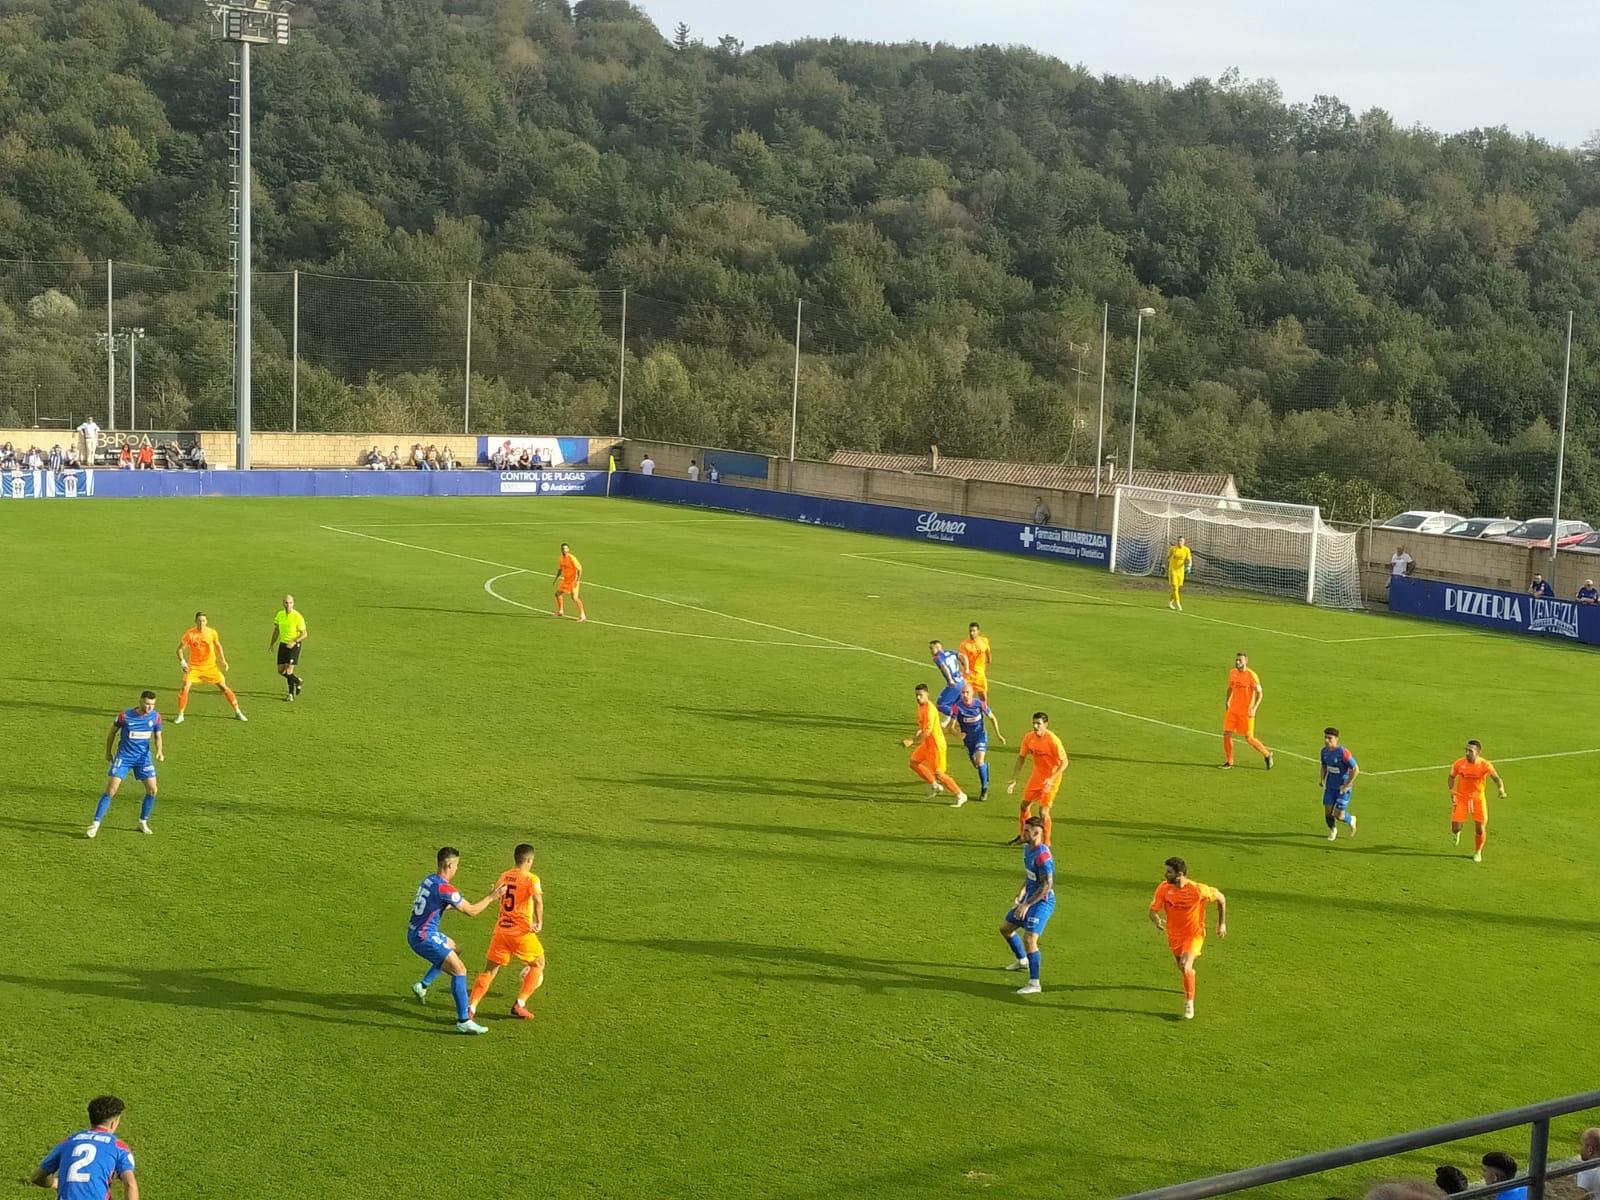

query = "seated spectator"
[[499, 439, 515, 466], [0, 443, 15, 470], [490, 445, 508, 469], [530, 449, 544, 470], [425, 444, 440, 469], [365, 446, 384, 470], [137, 442, 154, 470], [47, 444, 64, 472], [189, 443, 207, 469], [1032, 496, 1051, 524], [25, 445, 44, 469], [387, 445, 400, 470], [1529, 574, 1554, 599], [1572, 1127, 1600, 1196], [441, 445, 456, 470], [118, 445, 133, 469], [1433, 1165, 1467, 1195], [167, 440, 183, 468], [1481, 1151, 1528, 1200], [707, 463, 720, 483], [515, 448, 532, 468], [640, 453, 655, 475], [1577, 580, 1598, 605], [65, 444, 82, 468]]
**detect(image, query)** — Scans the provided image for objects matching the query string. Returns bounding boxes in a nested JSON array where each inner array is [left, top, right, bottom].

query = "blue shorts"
[[109, 754, 156, 782], [936, 685, 962, 714], [1323, 787, 1352, 809], [963, 735, 988, 758], [408, 932, 452, 967], [1005, 894, 1056, 935]]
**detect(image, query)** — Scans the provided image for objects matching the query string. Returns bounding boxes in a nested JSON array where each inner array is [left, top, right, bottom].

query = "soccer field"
[[6, 495, 1598, 1199]]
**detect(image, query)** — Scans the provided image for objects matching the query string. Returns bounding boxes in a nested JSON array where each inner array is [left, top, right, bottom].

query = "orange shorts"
[[1223, 711, 1255, 736], [1023, 776, 1062, 807], [184, 666, 225, 687], [555, 579, 579, 595], [969, 678, 988, 701], [911, 741, 949, 774], [1451, 794, 1488, 824], [1168, 936, 1205, 960], [486, 929, 544, 966]]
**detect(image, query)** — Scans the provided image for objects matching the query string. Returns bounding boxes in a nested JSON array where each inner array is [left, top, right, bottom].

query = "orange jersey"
[[1019, 729, 1066, 779], [1226, 667, 1260, 715], [493, 867, 542, 935], [958, 636, 992, 682], [917, 698, 947, 749], [1150, 880, 1220, 943], [1451, 757, 1496, 799], [557, 553, 581, 584], [182, 626, 220, 666]]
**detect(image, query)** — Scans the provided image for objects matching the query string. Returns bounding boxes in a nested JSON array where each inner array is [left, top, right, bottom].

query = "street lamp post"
[[210, 0, 291, 469], [123, 327, 145, 430], [1127, 306, 1156, 477]]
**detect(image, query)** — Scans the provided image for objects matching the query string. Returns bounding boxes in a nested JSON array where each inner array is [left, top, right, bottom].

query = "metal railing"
[[1116, 1087, 1600, 1200]]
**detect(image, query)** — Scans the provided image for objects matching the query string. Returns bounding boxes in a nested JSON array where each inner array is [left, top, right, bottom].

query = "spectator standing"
[[707, 463, 720, 483], [1032, 497, 1051, 524], [1529, 574, 1554, 599], [1433, 1165, 1468, 1194], [687, 459, 700, 481], [1572, 1127, 1600, 1196], [47, 444, 64, 472], [1391, 546, 1413, 578], [640, 453, 655, 476], [77, 416, 101, 467], [1577, 580, 1598, 605], [1481, 1152, 1528, 1200]]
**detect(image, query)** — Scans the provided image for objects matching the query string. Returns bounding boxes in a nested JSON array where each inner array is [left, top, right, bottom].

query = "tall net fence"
[[0, 258, 1592, 536]]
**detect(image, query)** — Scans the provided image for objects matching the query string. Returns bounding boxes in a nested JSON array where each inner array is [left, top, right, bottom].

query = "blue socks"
[[1341, 811, 1356, 826], [1026, 950, 1041, 982], [1004, 932, 1025, 962], [140, 794, 155, 821], [978, 762, 990, 790], [93, 793, 112, 823], [450, 974, 470, 1021], [420, 965, 444, 988]]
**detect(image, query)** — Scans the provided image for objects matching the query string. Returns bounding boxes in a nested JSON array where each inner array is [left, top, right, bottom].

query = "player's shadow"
[[0, 696, 115, 719], [1072, 816, 1458, 859], [0, 813, 83, 840], [0, 965, 450, 1034], [642, 815, 975, 848], [679, 706, 905, 733], [599, 770, 932, 806], [1068, 750, 1219, 770], [361, 603, 522, 618], [583, 935, 1169, 1016]]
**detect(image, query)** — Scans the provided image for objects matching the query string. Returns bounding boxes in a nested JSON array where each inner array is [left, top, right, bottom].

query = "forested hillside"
[[2, 0, 1598, 516]]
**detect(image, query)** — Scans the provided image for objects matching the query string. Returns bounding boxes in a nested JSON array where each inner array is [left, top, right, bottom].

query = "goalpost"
[[1109, 485, 1365, 608]]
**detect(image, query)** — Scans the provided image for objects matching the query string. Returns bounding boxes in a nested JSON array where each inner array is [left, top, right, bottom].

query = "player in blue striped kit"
[[1000, 816, 1056, 995], [1319, 727, 1359, 840], [87, 691, 164, 839], [929, 639, 966, 718], [949, 682, 1005, 801]]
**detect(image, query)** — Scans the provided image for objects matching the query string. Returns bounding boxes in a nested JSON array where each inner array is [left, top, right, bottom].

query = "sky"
[[635, 0, 1599, 149]]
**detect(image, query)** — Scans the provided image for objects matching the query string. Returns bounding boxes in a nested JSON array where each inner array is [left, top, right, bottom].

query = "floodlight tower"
[[209, 0, 291, 469]]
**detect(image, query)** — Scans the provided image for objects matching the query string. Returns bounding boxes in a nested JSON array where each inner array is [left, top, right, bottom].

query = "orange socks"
[[1182, 969, 1196, 1001], [1042, 810, 1053, 846], [935, 771, 962, 794], [468, 973, 493, 1011], [1474, 831, 1486, 852], [911, 762, 936, 785], [222, 686, 239, 709], [1246, 735, 1269, 758], [517, 964, 544, 1005], [177, 685, 191, 715], [1222, 733, 1234, 765]]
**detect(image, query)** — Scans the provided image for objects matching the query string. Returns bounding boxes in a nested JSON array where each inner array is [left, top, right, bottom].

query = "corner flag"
[[606, 453, 616, 496]]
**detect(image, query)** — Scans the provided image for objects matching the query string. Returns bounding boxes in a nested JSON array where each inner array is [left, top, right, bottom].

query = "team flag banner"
[[476, 436, 591, 467], [0, 469, 94, 499]]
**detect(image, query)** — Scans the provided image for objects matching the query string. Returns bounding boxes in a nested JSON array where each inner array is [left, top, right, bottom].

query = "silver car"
[[1442, 518, 1522, 539]]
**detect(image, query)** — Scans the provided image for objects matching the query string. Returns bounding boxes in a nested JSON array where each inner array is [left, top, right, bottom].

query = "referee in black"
[[269, 593, 308, 700]]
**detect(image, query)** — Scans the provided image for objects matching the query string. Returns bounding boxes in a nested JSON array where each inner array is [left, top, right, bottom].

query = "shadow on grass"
[[1071, 815, 1461, 859], [360, 604, 521, 618], [1068, 750, 1220, 770], [0, 696, 121, 719], [642, 815, 978, 848], [0, 814, 83, 840], [592, 770, 935, 807], [580, 935, 1170, 1016], [0, 965, 452, 1034], [679, 706, 905, 733]]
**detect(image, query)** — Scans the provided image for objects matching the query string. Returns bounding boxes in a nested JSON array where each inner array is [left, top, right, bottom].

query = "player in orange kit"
[[958, 622, 994, 703], [553, 543, 587, 621], [901, 683, 968, 807], [1448, 739, 1505, 863], [1148, 855, 1228, 1020], [468, 843, 546, 1021], [174, 611, 245, 723], [1005, 711, 1067, 846], [1221, 651, 1271, 769]]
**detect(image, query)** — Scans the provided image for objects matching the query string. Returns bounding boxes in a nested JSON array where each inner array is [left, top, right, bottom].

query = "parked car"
[[1442, 517, 1522, 539], [1567, 531, 1600, 555], [1494, 518, 1594, 548], [1380, 510, 1465, 534]]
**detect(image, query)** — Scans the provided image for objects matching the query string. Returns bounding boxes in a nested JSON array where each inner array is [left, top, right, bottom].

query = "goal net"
[[1110, 485, 1365, 608]]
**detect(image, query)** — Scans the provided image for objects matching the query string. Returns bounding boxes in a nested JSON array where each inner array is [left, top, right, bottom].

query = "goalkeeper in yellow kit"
[[1167, 536, 1193, 610]]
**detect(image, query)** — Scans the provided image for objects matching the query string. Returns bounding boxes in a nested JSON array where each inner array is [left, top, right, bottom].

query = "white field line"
[[335, 516, 737, 529], [844, 552, 1470, 645], [1364, 746, 1600, 777], [482, 572, 858, 650], [321, 522, 1316, 762]]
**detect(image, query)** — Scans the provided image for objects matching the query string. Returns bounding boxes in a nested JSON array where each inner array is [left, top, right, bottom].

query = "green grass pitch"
[[5, 496, 1597, 1199]]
